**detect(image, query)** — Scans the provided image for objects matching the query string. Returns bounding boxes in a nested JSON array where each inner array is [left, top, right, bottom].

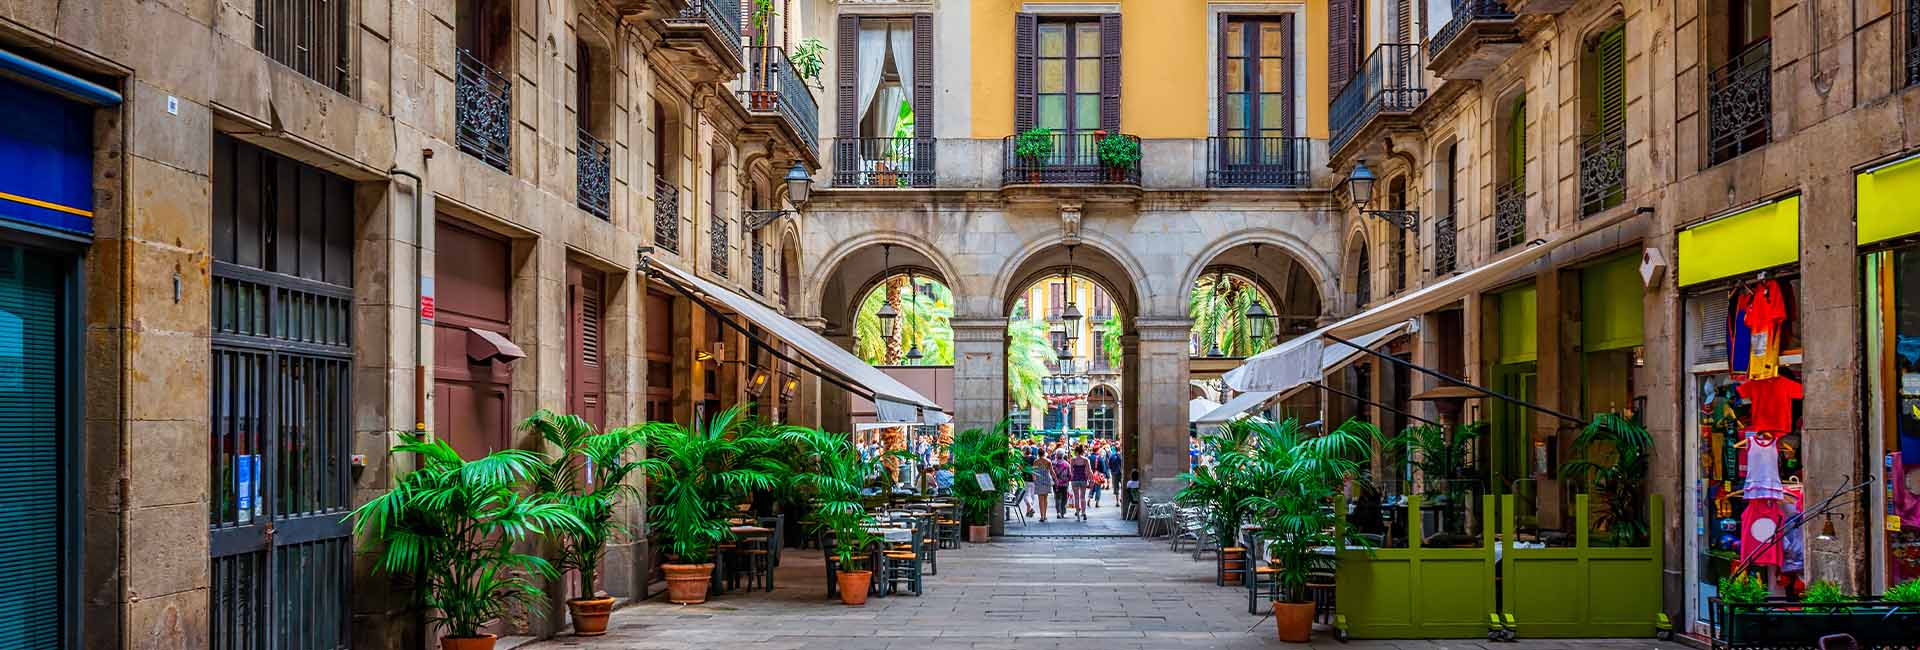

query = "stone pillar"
[[1132, 319, 1194, 492], [1797, 168, 1863, 590], [822, 333, 856, 432], [791, 316, 828, 429], [672, 296, 703, 425], [951, 318, 1008, 434]]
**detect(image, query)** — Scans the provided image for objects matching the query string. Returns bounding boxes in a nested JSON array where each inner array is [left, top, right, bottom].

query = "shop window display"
[[1866, 248, 1920, 589], [1686, 276, 1805, 623]]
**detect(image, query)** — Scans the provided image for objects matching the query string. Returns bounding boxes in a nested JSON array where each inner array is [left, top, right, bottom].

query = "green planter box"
[[1712, 598, 1920, 649]]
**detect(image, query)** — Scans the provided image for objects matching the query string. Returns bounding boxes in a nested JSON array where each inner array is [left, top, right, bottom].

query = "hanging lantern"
[[1246, 299, 1272, 345]]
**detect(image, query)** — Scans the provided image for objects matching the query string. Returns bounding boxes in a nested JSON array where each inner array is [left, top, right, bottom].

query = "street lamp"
[[1061, 243, 1083, 341], [876, 245, 898, 343], [784, 162, 813, 205], [1246, 299, 1271, 346], [1346, 159, 1418, 231]]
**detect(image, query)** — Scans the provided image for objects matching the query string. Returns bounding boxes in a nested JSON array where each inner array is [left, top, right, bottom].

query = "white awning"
[[647, 259, 945, 423], [1189, 397, 1224, 423], [1206, 321, 1410, 423], [1227, 208, 1640, 392]]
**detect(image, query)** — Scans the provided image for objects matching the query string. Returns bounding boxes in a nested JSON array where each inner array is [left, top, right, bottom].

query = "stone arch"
[[813, 234, 964, 330], [1341, 225, 1373, 315], [989, 233, 1150, 322], [1179, 229, 1337, 316], [778, 223, 802, 311]]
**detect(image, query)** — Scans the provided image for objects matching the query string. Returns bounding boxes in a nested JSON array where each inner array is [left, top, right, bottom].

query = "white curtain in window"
[[856, 24, 889, 127], [875, 85, 906, 138], [889, 21, 914, 111]]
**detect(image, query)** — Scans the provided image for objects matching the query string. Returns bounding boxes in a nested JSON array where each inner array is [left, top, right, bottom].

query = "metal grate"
[[253, 0, 351, 93], [1330, 44, 1426, 153], [1910, 0, 1920, 87], [1579, 127, 1626, 216], [1002, 131, 1141, 186], [1493, 180, 1526, 251], [751, 232, 766, 295], [577, 129, 611, 220], [710, 212, 730, 277], [835, 137, 936, 188], [1707, 39, 1771, 166], [739, 46, 820, 155], [456, 49, 512, 173], [1427, 0, 1515, 57], [654, 177, 680, 253], [1206, 136, 1312, 188], [1433, 209, 1458, 276]]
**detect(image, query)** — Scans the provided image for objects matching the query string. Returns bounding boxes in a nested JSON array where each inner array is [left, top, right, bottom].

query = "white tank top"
[[1743, 434, 1785, 500]]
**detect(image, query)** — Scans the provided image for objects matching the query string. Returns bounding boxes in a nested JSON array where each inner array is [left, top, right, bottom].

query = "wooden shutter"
[[1395, 0, 1412, 43], [1509, 96, 1527, 183], [1014, 13, 1039, 132], [1597, 25, 1626, 134], [1099, 13, 1123, 133], [567, 264, 606, 429], [913, 13, 935, 181], [836, 14, 860, 139], [1281, 13, 1295, 138], [1216, 14, 1231, 138], [1329, 0, 1354, 96]]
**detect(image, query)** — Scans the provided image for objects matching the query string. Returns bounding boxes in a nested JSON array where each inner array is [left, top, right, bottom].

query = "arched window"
[[1494, 94, 1527, 251], [1387, 176, 1409, 294], [1088, 387, 1118, 439], [1579, 22, 1627, 215]]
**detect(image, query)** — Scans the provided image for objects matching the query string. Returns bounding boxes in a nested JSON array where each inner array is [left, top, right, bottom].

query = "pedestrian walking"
[[1052, 452, 1071, 519], [1029, 454, 1055, 522], [1067, 446, 1093, 521], [1089, 468, 1105, 508]]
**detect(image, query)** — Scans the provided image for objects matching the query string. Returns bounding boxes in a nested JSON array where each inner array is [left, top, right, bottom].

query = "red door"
[[567, 263, 606, 429], [434, 219, 515, 460]]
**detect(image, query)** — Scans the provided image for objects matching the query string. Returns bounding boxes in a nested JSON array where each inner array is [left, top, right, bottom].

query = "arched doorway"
[[815, 240, 960, 435], [1185, 242, 1327, 424]]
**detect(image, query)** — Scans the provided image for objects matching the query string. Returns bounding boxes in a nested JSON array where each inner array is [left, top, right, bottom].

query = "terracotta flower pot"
[[967, 524, 990, 543], [836, 569, 873, 606], [662, 563, 714, 604], [440, 634, 497, 650], [1273, 600, 1315, 643], [567, 596, 616, 636]]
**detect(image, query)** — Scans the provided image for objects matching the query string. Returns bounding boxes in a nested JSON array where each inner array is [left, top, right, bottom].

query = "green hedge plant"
[[1015, 128, 1055, 162], [1094, 133, 1140, 169]]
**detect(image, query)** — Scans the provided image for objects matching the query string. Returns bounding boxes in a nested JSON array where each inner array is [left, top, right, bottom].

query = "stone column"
[[1132, 319, 1194, 492], [822, 333, 856, 432], [951, 318, 1008, 434]]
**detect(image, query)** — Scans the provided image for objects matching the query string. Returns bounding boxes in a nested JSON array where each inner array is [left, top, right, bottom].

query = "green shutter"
[[1509, 95, 1527, 183], [1497, 284, 1538, 364], [0, 245, 67, 647], [1597, 26, 1626, 134], [1580, 253, 1644, 351]]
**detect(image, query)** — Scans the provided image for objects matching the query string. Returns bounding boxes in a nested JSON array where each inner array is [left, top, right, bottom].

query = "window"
[[1707, 0, 1771, 164], [254, 0, 351, 92], [653, 102, 680, 253], [1089, 388, 1117, 438], [834, 14, 936, 188], [1351, 237, 1372, 309], [1010, 409, 1031, 435], [1909, 0, 1920, 87], [708, 154, 728, 277], [1220, 16, 1292, 140], [1435, 142, 1459, 275], [456, 0, 513, 171], [1495, 94, 1528, 251], [1043, 402, 1069, 431], [1036, 19, 1102, 133], [1048, 281, 1065, 320], [1388, 176, 1408, 294], [576, 38, 612, 220], [1579, 24, 1627, 216]]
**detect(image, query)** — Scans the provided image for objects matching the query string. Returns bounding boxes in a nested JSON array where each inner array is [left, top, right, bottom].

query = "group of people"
[[1014, 439, 1125, 522]]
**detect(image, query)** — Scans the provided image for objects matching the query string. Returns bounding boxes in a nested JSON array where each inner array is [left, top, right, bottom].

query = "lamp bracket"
[[745, 209, 793, 231], [1365, 209, 1421, 232]]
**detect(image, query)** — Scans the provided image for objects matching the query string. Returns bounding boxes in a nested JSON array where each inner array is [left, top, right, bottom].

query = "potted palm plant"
[[634, 405, 783, 604], [1382, 422, 1484, 537], [1176, 423, 1257, 558], [786, 428, 900, 604], [524, 410, 647, 636], [948, 423, 1021, 542], [1237, 417, 1378, 643], [1560, 412, 1652, 546], [349, 435, 582, 650]]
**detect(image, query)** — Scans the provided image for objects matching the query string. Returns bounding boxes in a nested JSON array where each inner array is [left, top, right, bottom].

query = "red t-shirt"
[[1736, 376, 1802, 434], [1741, 280, 1787, 333]]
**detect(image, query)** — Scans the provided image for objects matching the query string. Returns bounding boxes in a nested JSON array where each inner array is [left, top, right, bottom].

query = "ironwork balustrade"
[[1001, 131, 1141, 186], [1910, 1, 1920, 87], [710, 212, 730, 277], [1434, 210, 1458, 275], [1207, 136, 1312, 188], [1707, 39, 1771, 166], [253, 0, 352, 92], [1428, 0, 1516, 57], [1494, 180, 1526, 251], [654, 177, 680, 253], [1331, 44, 1427, 153], [835, 137, 935, 187], [1578, 127, 1626, 217], [667, 0, 744, 67], [752, 240, 766, 295], [740, 46, 820, 155], [577, 129, 611, 220], [456, 49, 512, 172]]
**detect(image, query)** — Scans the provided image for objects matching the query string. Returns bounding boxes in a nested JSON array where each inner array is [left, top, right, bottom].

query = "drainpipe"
[[389, 150, 433, 434]]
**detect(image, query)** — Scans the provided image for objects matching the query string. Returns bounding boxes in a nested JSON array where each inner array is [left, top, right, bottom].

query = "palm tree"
[[854, 275, 956, 365], [1189, 273, 1278, 357], [1101, 315, 1123, 369], [884, 276, 905, 362], [1005, 298, 1057, 411]]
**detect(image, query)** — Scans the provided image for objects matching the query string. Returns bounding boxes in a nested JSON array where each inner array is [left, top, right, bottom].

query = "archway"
[[815, 240, 960, 436], [1185, 242, 1326, 418]]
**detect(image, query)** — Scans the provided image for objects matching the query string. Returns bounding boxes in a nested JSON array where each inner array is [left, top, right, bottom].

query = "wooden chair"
[[883, 534, 924, 596]]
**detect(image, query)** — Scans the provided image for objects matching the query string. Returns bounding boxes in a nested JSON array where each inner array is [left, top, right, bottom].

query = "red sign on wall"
[[420, 295, 435, 321]]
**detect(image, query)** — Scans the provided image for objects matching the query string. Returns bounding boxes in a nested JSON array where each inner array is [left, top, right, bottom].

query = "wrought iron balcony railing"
[[1707, 39, 1771, 166], [1493, 180, 1527, 252], [577, 129, 611, 220], [1206, 136, 1312, 188], [710, 210, 730, 277], [456, 49, 512, 173], [1002, 131, 1141, 186], [666, 0, 744, 68], [1331, 44, 1427, 153], [740, 46, 820, 155], [835, 137, 935, 188], [751, 240, 766, 295], [1428, 0, 1517, 57], [1578, 127, 1625, 217], [654, 177, 680, 253], [1434, 209, 1458, 276], [1909, 3, 1920, 87], [253, 0, 352, 92]]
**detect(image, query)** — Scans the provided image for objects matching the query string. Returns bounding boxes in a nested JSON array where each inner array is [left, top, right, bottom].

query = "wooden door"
[[434, 220, 514, 460], [567, 263, 606, 429]]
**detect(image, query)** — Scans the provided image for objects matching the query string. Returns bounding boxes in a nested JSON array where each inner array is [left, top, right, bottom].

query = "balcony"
[[253, 0, 351, 93], [1206, 137, 1312, 188], [1330, 44, 1427, 161], [456, 49, 512, 173], [738, 46, 821, 163], [1578, 127, 1625, 216], [1707, 39, 1771, 166], [577, 129, 611, 220], [1493, 180, 1526, 251], [654, 177, 680, 254], [835, 137, 935, 188], [1427, 0, 1522, 81], [1909, 8, 1920, 87], [1001, 131, 1141, 187], [1433, 210, 1458, 275], [660, 0, 744, 82]]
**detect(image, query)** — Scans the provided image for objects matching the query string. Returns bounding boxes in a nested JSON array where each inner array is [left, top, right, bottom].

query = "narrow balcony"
[[1427, 0, 1522, 81], [1001, 131, 1141, 187], [739, 46, 821, 163], [654, 177, 681, 254], [834, 137, 935, 188], [456, 49, 512, 173], [660, 0, 744, 82], [1493, 180, 1527, 251], [1909, 12, 1920, 87], [1433, 210, 1458, 275], [1707, 39, 1771, 166], [1578, 127, 1625, 216], [1330, 44, 1427, 162], [577, 129, 611, 220], [1206, 136, 1312, 188]]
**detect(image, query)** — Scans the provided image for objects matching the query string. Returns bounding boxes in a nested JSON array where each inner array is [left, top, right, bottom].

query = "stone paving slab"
[[523, 532, 1693, 650]]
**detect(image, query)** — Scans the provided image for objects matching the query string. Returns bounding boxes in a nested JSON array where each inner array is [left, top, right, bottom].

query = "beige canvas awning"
[[1204, 321, 1410, 423], [646, 258, 945, 424]]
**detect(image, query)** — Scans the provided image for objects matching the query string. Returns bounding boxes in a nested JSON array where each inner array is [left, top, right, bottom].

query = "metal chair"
[[1002, 486, 1029, 527], [883, 533, 924, 596]]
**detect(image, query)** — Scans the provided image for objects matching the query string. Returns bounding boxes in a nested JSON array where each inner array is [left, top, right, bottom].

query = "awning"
[[645, 258, 945, 424], [1202, 321, 1410, 424], [1409, 385, 1484, 401], [1226, 206, 1641, 392], [1189, 397, 1224, 423]]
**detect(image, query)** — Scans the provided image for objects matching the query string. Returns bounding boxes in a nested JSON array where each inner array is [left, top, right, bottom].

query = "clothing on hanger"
[[1742, 279, 1788, 380], [1729, 290, 1753, 378], [1743, 433, 1786, 501], [1737, 375, 1802, 434], [1780, 496, 1805, 574], [1740, 497, 1784, 568]]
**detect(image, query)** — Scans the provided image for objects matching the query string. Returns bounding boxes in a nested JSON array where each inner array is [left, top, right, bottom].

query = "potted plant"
[[1094, 132, 1140, 182], [1715, 575, 1920, 646], [790, 37, 827, 89], [524, 411, 646, 636], [785, 428, 904, 604], [349, 435, 583, 650], [1382, 423, 1484, 536], [1560, 412, 1652, 546], [1014, 127, 1055, 182], [633, 405, 783, 604], [1236, 417, 1378, 643], [1176, 424, 1257, 558], [948, 423, 1022, 542]]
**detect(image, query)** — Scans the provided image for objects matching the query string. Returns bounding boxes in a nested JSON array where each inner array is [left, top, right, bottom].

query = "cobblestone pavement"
[[1003, 494, 1139, 536], [523, 520, 1692, 650]]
